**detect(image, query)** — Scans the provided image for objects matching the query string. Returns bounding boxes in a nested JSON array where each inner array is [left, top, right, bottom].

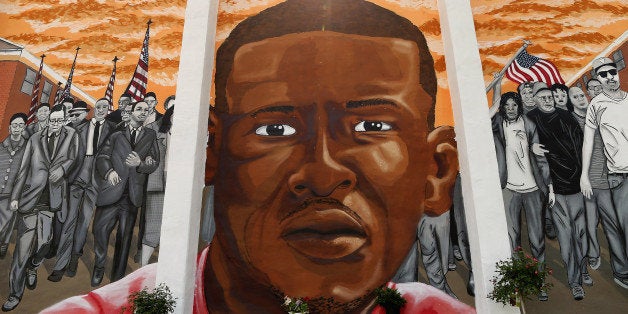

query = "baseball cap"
[[532, 81, 549, 96], [592, 57, 617, 73]]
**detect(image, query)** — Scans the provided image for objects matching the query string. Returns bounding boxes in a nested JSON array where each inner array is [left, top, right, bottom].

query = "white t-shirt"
[[504, 117, 538, 192], [586, 92, 628, 173]]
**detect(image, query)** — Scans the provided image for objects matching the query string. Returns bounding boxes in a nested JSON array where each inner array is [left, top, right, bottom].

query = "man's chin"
[[271, 284, 377, 314]]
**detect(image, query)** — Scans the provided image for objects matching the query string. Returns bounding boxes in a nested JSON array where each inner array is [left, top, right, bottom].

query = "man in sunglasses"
[[581, 57, 628, 290], [67, 101, 90, 129]]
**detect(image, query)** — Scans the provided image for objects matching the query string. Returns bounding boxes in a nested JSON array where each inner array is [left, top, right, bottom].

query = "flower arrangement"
[[125, 283, 177, 314], [488, 247, 553, 310], [282, 296, 310, 314], [374, 286, 407, 314]]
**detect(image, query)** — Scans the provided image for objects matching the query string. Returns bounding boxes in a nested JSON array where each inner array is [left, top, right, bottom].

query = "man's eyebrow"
[[250, 105, 295, 118], [346, 98, 398, 109]]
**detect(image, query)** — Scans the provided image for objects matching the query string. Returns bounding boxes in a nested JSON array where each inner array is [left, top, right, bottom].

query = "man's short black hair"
[[164, 95, 175, 109], [144, 92, 157, 100], [586, 78, 600, 89], [120, 93, 133, 100], [37, 103, 50, 111], [96, 97, 111, 105], [10, 112, 27, 124], [215, 0, 437, 129], [62, 97, 75, 105], [51, 104, 66, 117], [499, 92, 523, 120]]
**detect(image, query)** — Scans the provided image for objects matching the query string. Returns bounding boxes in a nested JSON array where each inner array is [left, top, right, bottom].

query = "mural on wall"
[[474, 0, 628, 310], [0, 1, 180, 312]]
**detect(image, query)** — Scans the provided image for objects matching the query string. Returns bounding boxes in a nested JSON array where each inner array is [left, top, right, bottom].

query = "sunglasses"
[[598, 69, 617, 78], [69, 113, 81, 118]]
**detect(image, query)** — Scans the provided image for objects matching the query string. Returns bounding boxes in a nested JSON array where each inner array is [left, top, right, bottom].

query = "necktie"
[[93, 121, 101, 153], [48, 133, 56, 157], [130, 129, 137, 149]]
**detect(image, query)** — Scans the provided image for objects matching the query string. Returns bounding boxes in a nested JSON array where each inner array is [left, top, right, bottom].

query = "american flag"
[[505, 49, 565, 86], [53, 81, 63, 105], [27, 54, 45, 125], [124, 20, 151, 101], [104, 56, 119, 113], [57, 47, 80, 105]]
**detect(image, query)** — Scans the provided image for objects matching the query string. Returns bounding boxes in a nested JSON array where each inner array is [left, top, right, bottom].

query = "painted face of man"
[[568, 87, 588, 112], [504, 97, 519, 121], [36, 106, 50, 122], [62, 102, 73, 118], [586, 80, 602, 99], [94, 100, 110, 120], [121, 105, 133, 123], [535, 89, 555, 113], [119, 96, 131, 109], [212, 31, 453, 308], [520, 86, 535, 108], [49, 110, 65, 134], [131, 102, 149, 124], [597, 65, 620, 93], [9, 117, 26, 136], [71, 110, 88, 122], [552, 88, 567, 108], [144, 96, 157, 114]]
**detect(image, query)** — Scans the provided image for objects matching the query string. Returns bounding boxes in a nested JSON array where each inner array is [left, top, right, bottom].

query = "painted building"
[[0, 37, 94, 138], [567, 30, 628, 89]]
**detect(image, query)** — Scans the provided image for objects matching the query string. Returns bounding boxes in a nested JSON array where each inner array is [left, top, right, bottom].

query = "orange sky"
[[1, 0, 626, 124]]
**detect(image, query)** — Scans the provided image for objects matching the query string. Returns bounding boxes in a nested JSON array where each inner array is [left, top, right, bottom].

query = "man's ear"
[[205, 105, 219, 186], [424, 126, 459, 216]]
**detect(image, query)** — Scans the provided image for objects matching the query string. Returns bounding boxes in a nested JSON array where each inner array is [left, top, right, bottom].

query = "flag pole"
[[485, 39, 531, 93]]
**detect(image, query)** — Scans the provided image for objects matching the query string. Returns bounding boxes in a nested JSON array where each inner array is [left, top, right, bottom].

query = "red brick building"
[[0, 38, 94, 138], [567, 30, 628, 91]]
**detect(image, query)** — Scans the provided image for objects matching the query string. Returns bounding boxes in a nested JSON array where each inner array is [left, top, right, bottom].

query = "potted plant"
[[126, 283, 177, 314], [488, 247, 553, 314], [282, 296, 310, 314], [374, 286, 407, 314]]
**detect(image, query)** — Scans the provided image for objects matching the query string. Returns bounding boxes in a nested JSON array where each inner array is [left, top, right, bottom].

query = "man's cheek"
[[347, 141, 409, 187], [235, 145, 302, 204]]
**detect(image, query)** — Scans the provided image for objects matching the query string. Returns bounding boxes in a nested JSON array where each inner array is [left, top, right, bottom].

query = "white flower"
[[284, 296, 292, 306]]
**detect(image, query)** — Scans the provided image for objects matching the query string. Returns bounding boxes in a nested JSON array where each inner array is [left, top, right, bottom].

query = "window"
[[576, 82, 582, 89], [613, 49, 625, 71], [582, 73, 589, 84], [41, 81, 53, 103], [590, 69, 597, 79], [20, 68, 36, 94]]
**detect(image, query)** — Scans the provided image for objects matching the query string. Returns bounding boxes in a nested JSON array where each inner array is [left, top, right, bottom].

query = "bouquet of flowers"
[[282, 296, 309, 314], [488, 247, 553, 310]]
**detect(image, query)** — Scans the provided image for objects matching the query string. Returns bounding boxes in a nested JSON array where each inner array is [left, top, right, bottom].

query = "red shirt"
[[43, 246, 475, 314]]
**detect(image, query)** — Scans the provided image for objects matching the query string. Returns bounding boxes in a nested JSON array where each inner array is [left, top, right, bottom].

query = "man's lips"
[[281, 206, 367, 261]]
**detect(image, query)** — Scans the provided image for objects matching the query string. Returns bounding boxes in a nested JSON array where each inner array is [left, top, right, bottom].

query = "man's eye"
[[354, 121, 392, 132], [255, 124, 296, 136]]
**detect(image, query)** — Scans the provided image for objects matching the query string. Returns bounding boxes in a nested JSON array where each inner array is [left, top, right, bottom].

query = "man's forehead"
[[231, 31, 419, 84]]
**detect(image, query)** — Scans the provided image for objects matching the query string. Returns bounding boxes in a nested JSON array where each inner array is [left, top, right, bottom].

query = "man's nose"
[[288, 132, 356, 198]]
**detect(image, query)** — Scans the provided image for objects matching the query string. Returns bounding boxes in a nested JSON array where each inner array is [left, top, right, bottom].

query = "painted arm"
[[580, 126, 595, 199], [488, 72, 503, 118], [137, 137, 160, 174], [10, 139, 33, 209], [530, 123, 554, 206]]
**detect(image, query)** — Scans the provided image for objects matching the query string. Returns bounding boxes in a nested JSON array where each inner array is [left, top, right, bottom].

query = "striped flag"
[[57, 47, 80, 105], [505, 49, 565, 86], [124, 20, 151, 101], [53, 81, 63, 105], [104, 56, 119, 113], [27, 54, 45, 125]]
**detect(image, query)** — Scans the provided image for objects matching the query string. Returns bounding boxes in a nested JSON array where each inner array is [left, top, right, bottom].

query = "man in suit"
[[24, 104, 50, 139], [67, 101, 90, 129], [48, 98, 117, 282], [0, 113, 28, 259], [91, 101, 159, 286], [142, 92, 163, 127], [107, 93, 133, 124], [2, 105, 78, 312]]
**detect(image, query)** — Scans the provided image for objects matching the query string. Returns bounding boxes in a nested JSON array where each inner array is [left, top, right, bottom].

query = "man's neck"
[[9, 134, 21, 142], [573, 107, 587, 118], [38, 121, 48, 127], [48, 130, 60, 137], [603, 88, 626, 100], [129, 121, 142, 129]]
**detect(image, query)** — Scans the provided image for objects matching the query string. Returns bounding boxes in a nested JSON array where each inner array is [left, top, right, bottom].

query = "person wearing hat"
[[67, 100, 90, 129], [581, 56, 628, 290], [527, 84, 589, 300]]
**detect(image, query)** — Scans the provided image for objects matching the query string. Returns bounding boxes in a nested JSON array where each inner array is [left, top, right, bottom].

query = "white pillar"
[[437, 1, 518, 313], [156, 0, 218, 313]]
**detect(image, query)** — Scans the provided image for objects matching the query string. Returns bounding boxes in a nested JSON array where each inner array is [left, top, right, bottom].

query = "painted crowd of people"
[[0, 92, 175, 311], [491, 56, 628, 301]]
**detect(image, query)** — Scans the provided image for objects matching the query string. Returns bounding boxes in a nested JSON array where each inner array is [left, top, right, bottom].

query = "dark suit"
[[106, 109, 123, 124], [93, 125, 159, 282], [52, 119, 117, 273], [23, 123, 46, 139], [9, 126, 78, 298]]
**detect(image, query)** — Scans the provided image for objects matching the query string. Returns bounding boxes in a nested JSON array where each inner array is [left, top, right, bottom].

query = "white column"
[[156, 0, 219, 313], [437, 1, 518, 313]]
